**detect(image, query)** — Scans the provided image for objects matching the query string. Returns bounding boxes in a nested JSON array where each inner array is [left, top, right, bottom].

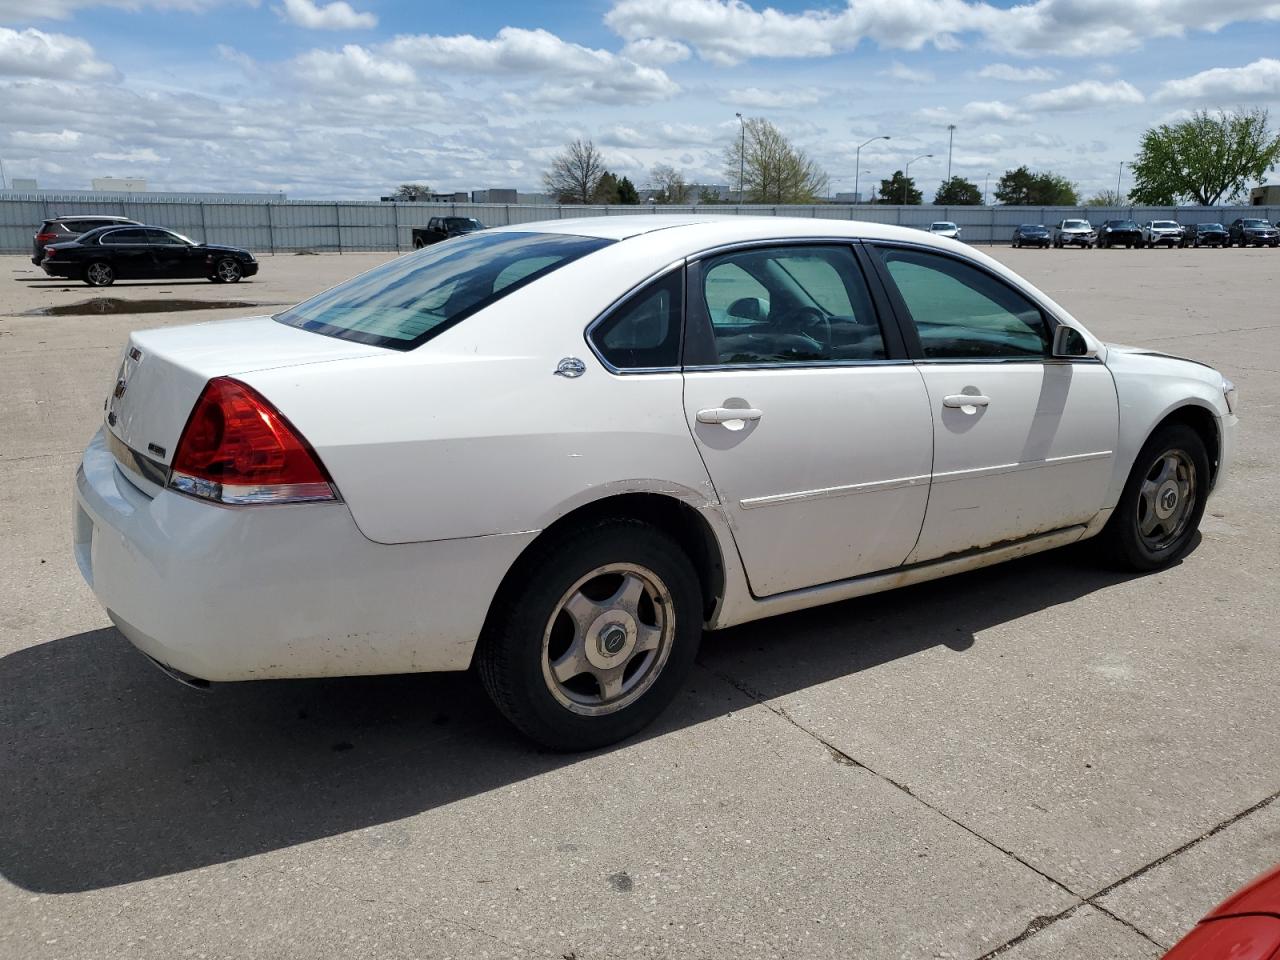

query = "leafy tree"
[[593, 171, 620, 204], [650, 163, 691, 203], [723, 117, 829, 203], [933, 176, 982, 205], [392, 183, 431, 200], [543, 138, 606, 204], [616, 176, 639, 205], [697, 186, 722, 205], [1086, 189, 1124, 206], [877, 171, 922, 205], [995, 166, 1079, 205], [1130, 109, 1280, 206]]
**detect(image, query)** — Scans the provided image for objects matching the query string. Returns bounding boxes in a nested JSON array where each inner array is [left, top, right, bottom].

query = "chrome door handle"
[[942, 394, 990, 408], [696, 407, 763, 424]]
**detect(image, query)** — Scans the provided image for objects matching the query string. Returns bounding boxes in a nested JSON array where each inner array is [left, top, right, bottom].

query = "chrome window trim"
[[583, 259, 686, 376]]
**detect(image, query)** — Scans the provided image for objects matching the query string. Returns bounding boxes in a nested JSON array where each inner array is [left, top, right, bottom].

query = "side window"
[[878, 248, 1050, 360], [101, 229, 145, 245], [590, 270, 682, 370], [692, 245, 885, 365], [144, 229, 180, 245]]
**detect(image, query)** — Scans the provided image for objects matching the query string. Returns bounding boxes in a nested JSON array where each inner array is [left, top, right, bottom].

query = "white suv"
[[928, 221, 961, 240], [1142, 220, 1182, 249]]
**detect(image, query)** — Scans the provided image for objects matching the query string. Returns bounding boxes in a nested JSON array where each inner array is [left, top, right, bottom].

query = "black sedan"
[[1227, 218, 1279, 247], [40, 224, 259, 287], [1097, 219, 1143, 248], [1181, 223, 1229, 248], [1011, 224, 1051, 248]]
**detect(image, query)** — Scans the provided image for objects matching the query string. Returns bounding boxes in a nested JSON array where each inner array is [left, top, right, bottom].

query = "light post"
[[904, 153, 933, 204], [1116, 161, 1124, 203], [984, 172, 991, 206], [736, 113, 746, 203], [946, 124, 956, 182], [854, 135, 889, 204]]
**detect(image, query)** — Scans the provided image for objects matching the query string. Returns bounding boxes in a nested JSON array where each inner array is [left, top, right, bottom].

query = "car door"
[[680, 242, 934, 597], [143, 229, 189, 277], [867, 243, 1118, 564], [98, 228, 150, 278]]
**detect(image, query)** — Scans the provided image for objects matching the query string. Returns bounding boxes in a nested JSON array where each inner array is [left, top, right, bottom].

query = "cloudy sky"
[[1, 0, 1278, 200]]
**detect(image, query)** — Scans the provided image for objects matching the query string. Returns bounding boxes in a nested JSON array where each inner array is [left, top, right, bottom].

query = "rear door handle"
[[696, 407, 763, 424], [942, 394, 990, 408]]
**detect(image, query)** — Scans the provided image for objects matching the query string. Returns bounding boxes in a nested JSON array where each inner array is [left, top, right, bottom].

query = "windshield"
[[930, 223, 957, 230], [1242, 219, 1268, 227], [1021, 225, 1046, 231], [1063, 220, 1089, 229], [275, 231, 611, 350], [1152, 221, 1179, 229], [1108, 221, 1138, 229], [1200, 223, 1225, 231]]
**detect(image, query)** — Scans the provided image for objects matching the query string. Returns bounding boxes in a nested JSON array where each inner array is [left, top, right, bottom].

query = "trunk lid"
[[105, 316, 386, 475]]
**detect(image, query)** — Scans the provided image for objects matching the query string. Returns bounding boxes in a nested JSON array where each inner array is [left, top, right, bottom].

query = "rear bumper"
[[73, 428, 534, 682], [42, 261, 79, 278]]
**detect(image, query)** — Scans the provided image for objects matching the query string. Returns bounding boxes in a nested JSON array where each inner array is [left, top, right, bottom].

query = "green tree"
[[697, 186, 722, 205], [995, 166, 1078, 205], [616, 176, 639, 205], [1130, 109, 1280, 206], [723, 117, 829, 203], [1086, 189, 1124, 206], [933, 176, 982, 205], [543, 138, 606, 204], [650, 163, 691, 203], [593, 170, 620, 204], [391, 183, 431, 200], [877, 171, 922, 205]]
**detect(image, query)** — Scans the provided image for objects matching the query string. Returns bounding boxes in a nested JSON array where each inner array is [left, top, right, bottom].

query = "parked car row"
[[1008, 218, 1280, 249]]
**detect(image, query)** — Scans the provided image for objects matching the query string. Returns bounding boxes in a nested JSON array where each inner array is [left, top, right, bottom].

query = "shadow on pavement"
[[0, 544, 1152, 894]]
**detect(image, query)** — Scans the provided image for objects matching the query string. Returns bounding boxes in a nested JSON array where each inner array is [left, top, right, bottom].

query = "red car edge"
[[1164, 864, 1280, 960]]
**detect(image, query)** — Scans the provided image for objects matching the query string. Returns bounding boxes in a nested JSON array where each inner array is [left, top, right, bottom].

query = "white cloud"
[[721, 85, 824, 108], [883, 60, 934, 84], [976, 62, 1056, 83], [9, 128, 83, 150], [1023, 79, 1144, 111], [620, 36, 690, 64], [93, 147, 163, 163], [920, 99, 1031, 125], [0, 0, 255, 20], [603, 0, 1280, 64], [0, 27, 117, 80], [1155, 58, 1280, 103], [384, 26, 678, 104], [275, 0, 374, 30], [290, 45, 415, 91], [599, 122, 716, 148]]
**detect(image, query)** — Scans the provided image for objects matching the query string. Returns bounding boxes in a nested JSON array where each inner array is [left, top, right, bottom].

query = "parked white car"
[[1142, 220, 1183, 249], [928, 221, 961, 240], [74, 216, 1238, 749]]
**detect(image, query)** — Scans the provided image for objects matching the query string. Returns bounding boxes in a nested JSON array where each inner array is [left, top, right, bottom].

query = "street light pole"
[[946, 124, 956, 182], [1116, 161, 1124, 202], [854, 135, 890, 205], [904, 154, 933, 204], [984, 172, 991, 206], [736, 113, 746, 203]]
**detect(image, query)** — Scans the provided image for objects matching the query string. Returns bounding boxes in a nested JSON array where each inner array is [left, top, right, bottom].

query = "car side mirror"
[[1052, 325, 1093, 359], [726, 297, 767, 322]]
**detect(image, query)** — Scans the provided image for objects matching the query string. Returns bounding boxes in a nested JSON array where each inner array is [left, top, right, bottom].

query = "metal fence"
[[3, 195, 1278, 254]]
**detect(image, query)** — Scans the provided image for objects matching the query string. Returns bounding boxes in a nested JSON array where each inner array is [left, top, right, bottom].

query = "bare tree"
[[649, 163, 691, 204], [543, 138, 606, 204], [723, 118, 828, 204], [392, 183, 431, 200]]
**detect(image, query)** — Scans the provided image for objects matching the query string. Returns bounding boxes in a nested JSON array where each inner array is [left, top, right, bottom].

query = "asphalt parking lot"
[[1, 243, 1277, 960]]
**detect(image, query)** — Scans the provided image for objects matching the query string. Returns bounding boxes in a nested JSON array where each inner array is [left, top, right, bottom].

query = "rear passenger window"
[[591, 270, 682, 370], [878, 248, 1050, 360], [691, 245, 885, 365], [101, 229, 145, 245]]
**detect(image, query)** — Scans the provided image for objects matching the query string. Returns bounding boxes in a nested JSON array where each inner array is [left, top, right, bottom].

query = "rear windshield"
[[275, 231, 612, 350], [930, 223, 957, 229]]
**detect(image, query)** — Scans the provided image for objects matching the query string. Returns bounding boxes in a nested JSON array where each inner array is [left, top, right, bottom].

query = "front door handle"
[[942, 394, 990, 409], [696, 407, 763, 424]]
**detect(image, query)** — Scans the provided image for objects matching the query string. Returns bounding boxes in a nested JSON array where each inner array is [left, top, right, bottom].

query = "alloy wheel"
[[217, 259, 242, 282], [1136, 449, 1197, 552], [87, 263, 113, 286]]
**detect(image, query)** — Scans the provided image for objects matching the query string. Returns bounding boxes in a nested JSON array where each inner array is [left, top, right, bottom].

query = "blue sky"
[[1, 0, 1279, 200]]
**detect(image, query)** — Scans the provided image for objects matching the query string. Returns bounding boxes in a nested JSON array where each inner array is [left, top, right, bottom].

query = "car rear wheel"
[[84, 261, 115, 287], [211, 258, 242, 283], [477, 519, 702, 751], [1096, 423, 1209, 571]]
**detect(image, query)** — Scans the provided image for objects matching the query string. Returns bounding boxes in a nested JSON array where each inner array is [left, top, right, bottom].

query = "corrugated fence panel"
[[3, 198, 1279, 254]]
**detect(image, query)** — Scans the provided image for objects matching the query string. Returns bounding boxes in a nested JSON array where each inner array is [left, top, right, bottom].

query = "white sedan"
[[74, 216, 1237, 750]]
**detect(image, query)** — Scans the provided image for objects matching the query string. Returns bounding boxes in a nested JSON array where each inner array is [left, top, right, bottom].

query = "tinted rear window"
[[275, 231, 612, 350]]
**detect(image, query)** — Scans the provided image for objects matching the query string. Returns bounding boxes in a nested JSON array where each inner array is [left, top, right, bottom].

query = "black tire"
[[211, 258, 242, 283], [476, 519, 702, 751], [412, 238, 425, 250], [84, 261, 115, 287], [1095, 422, 1209, 572]]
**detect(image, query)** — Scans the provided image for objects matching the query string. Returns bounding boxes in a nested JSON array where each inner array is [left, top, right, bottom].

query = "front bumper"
[[1059, 234, 1094, 246], [73, 428, 534, 682], [1148, 234, 1180, 246]]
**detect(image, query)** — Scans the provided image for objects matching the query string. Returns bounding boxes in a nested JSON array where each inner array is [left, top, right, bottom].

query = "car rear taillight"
[[44, 247, 55, 259], [36, 232, 57, 243], [168, 377, 337, 505]]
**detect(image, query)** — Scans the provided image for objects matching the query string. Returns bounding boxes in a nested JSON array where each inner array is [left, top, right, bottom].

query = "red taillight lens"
[[36, 232, 57, 243], [169, 377, 336, 505], [44, 247, 55, 259]]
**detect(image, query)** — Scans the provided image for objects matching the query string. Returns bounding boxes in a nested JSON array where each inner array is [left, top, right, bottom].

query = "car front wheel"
[[477, 519, 702, 751], [1097, 423, 1209, 571], [84, 261, 115, 287], [211, 258, 242, 283]]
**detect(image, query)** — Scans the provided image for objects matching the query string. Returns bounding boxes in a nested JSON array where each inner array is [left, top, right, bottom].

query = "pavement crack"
[[974, 904, 1083, 959]]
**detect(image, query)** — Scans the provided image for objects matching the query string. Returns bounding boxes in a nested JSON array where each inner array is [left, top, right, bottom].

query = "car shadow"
[[0, 543, 1162, 894], [14, 279, 256, 286]]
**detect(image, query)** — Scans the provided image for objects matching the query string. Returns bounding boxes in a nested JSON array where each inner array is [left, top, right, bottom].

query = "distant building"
[[1250, 185, 1280, 206], [471, 188, 518, 203], [92, 177, 147, 192]]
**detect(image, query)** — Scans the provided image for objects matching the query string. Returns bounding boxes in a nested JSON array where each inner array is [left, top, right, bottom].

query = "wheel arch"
[[1154, 402, 1222, 488]]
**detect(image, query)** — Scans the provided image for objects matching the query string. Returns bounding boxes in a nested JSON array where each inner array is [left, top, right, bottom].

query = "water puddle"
[[25, 298, 285, 317]]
